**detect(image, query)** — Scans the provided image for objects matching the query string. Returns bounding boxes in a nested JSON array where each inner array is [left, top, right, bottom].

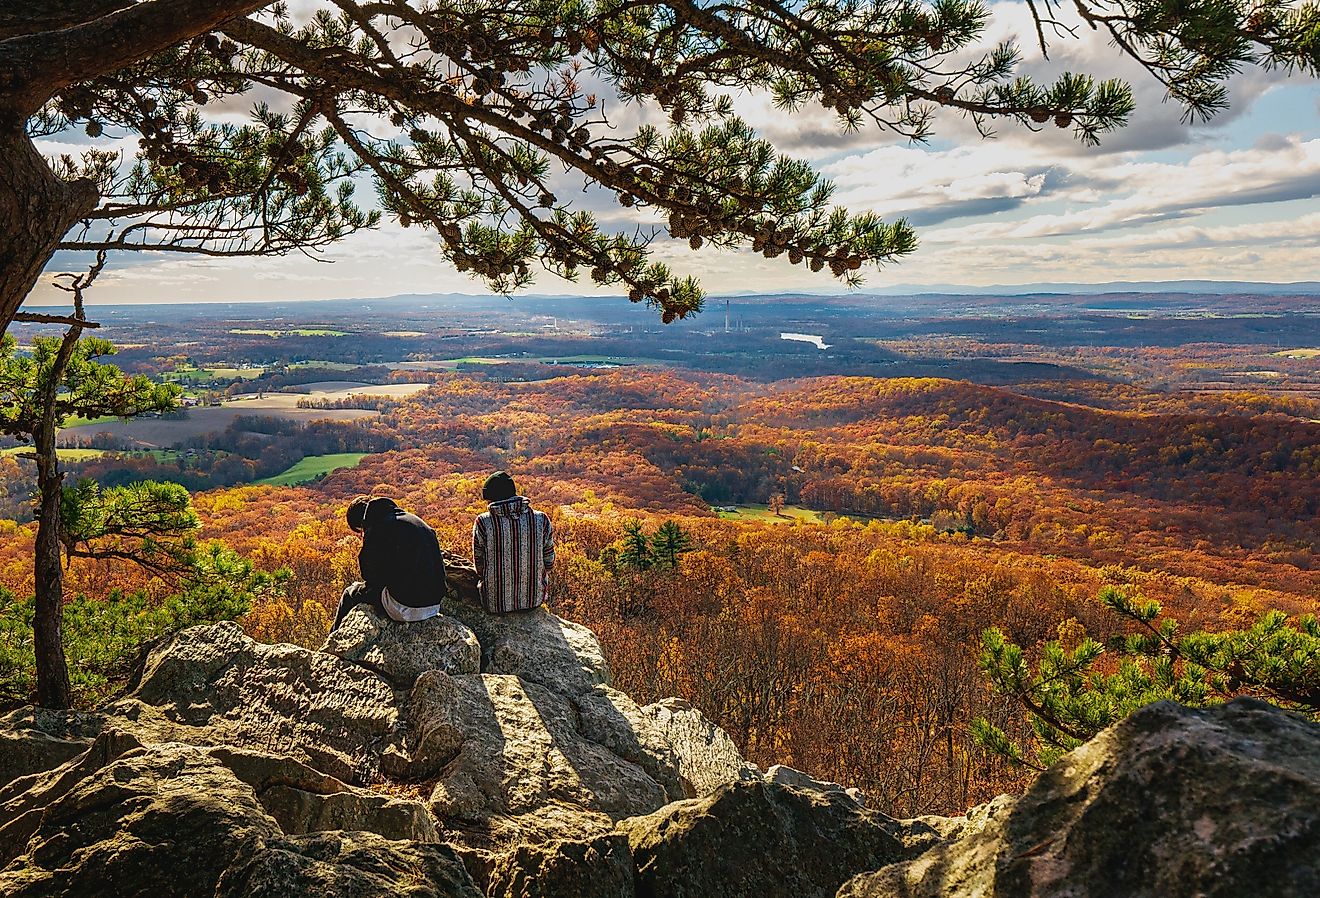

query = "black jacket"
[[359, 498, 447, 608]]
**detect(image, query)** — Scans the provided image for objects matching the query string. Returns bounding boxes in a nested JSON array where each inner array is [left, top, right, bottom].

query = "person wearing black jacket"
[[332, 495, 448, 630]]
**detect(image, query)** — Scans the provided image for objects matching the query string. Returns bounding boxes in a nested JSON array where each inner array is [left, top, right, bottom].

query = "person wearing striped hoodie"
[[472, 471, 555, 613]]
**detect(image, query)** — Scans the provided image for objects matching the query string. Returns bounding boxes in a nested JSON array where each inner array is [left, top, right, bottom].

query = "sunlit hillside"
[[3, 363, 1315, 815]]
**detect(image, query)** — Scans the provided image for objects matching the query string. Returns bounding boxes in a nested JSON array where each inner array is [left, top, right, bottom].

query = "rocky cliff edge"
[[1, 559, 1317, 897]]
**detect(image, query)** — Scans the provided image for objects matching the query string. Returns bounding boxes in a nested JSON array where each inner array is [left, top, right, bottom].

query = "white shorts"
[[381, 587, 441, 623]]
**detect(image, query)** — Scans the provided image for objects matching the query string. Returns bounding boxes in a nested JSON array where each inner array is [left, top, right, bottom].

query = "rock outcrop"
[[0, 582, 765, 893], [2, 578, 1319, 898], [838, 698, 1320, 898], [620, 780, 921, 898], [0, 736, 481, 898], [0, 706, 105, 789], [404, 669, 668, 843], [445, 596, 612, 698], [322, 608, 481, 687], [129, 620, 400, 784]]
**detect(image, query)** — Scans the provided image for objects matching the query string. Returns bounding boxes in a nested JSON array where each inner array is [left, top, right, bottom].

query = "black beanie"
[[482, 471, 517, 501]]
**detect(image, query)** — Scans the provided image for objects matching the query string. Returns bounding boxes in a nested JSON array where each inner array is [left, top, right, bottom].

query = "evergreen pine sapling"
[[619, 520, 654, 571], [650, 520, 694, 569], [0, 300, 180, 707], [973, 585, 1320, 769]]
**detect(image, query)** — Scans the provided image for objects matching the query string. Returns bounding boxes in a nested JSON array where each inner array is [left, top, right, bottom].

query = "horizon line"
[[19, 278, 1320, 309]]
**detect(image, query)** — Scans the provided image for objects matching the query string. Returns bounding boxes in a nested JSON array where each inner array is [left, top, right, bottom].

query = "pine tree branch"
[[12, 312, 100, 328]]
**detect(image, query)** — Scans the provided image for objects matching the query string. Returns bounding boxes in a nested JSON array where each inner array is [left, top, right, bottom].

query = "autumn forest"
[[1, 290, 1317, 817]]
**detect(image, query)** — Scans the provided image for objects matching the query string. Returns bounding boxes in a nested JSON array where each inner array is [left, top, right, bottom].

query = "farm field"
[[278, 382, 432, 397], [0, 447, 106, 461], [164, 365, 266, 383], [257, 452, 371, 486], [393, 358, 511, 370], [63, 415, 117, 428], [54, 381, 428, 448]]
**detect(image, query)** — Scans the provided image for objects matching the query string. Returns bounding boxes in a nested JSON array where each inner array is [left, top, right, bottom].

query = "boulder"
[[838, 698, 1320, 898], [574, 686, 759, 802], [402, 670, 668, 846], [321, 606, 481, 688], [620, 779, 916, 898], [217, 831, 481, 898], [487, 833, 635, 898], [442, 550, 481, 601], [907, 793, 1015, 843], [0, 726, 147, 868], [0, 706, 104, 789], [445, 594, 612, 698], [207, 747, 440, 842], [765, 764, 865, 806], [129, 621, 399, 784], [0, 742, 281, 898], [637, 697, 762, 795], [0, 738, 478, 898]]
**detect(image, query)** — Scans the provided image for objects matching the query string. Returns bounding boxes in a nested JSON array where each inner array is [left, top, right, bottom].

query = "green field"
[[715, 504, 824, 524], [62, 414, 118, 428], [257, 452, 371, 486], [231, 328, 349, 337], [0, 447, 107, 461], [164, 365, 266, 382], [1273, 348, 1320, 359]]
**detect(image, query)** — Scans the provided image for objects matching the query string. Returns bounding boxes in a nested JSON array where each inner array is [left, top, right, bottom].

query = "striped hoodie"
[[472, 496, 555, 613]]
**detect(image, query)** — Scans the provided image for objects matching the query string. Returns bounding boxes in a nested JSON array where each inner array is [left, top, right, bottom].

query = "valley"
[[2, 288, 1317, 816]]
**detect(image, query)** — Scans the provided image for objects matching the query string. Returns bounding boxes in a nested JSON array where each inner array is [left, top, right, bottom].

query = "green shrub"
[[0, 542, 288, 708], [974, 586, 1320, 768]]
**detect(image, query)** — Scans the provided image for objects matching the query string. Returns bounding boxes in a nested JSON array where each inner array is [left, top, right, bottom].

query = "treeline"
[[64, 418, 395, 495], [226, 365, 396, 396], [359, 371, 1319, 580]]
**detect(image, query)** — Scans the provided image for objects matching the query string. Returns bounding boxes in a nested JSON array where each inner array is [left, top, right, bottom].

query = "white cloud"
[[29, 0, 1320, 303]]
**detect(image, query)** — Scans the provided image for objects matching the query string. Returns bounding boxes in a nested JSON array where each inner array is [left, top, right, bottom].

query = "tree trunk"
[[30, 320, 84, 709], [32, 417, 71, 709], [0, 128, 99, 340]]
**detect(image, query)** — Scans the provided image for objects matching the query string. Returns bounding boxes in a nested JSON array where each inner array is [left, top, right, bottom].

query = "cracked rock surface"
[[3, 574, 1318, 898]]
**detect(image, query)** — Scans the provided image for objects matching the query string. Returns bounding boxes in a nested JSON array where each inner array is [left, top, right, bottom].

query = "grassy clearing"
[[0, 447, 107, 461], [231, 328, 349, 337], [257, 452, 371, 486], [715, 504, 824, 524], [142, 449, 190, 461], [61, 415, 118, 428], [1273, 348, 1320, 359]]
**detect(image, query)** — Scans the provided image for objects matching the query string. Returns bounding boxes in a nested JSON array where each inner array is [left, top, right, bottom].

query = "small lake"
[[781, 333, 831, 350]]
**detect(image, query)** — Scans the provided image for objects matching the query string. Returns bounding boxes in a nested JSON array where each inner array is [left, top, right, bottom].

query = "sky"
[[29, 2, 1320, 308]]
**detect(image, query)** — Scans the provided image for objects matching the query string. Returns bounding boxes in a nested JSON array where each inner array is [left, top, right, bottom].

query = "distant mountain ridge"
[[21, 279, 1320, 311], [849, 279, 1320, 297]]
